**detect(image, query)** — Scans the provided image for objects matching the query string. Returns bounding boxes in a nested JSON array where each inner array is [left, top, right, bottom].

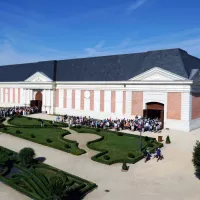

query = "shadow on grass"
[[35, 157, 46, 163]]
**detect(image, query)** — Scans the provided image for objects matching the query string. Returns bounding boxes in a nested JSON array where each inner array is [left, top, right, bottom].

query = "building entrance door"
[[30, 91, 42, 112], [143, 102, 164, 129]]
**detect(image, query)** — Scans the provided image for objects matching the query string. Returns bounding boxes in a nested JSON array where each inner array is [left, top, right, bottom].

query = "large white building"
[[0, 48, 200, 132]]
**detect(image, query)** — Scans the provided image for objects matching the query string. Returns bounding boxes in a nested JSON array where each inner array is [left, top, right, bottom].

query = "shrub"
[[16, 130, 21, 134], [76, 125, 82, 129], [122, 163, 129, 171], [128, 153, 135, 158], [144, 136, 150, 142], [28, 118, 32, 120], [65, 144, 71, 149], [103, 155, 110, 160], [19, 147, 35, 166], [30, 134, 35, 138], [166, 135, 171, 144], [193, 141, 200, 175], [118, 132, 123, 136], [96, 128, 101, 132], [38, 119, 41, 122], [3, 127, 7, 131], [46, 138, 52, 143], [0, 124, 5, 128]]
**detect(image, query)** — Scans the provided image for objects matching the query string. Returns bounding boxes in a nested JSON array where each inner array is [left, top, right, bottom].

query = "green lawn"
[[71, 127, 163, 165], [0, 146, 97, 200], [8, 116, 66, 127], [0, 126, 86, 155]]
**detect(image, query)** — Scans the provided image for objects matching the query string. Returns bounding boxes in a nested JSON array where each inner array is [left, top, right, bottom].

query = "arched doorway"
[[35, 91, 42, 101], [30, 91, 42, 112], [143, 102, 164, 129]]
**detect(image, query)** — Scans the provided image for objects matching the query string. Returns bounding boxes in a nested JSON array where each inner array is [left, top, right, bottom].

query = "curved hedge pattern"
[[0, 146, 97, 200], [71, 126, 164, 165]]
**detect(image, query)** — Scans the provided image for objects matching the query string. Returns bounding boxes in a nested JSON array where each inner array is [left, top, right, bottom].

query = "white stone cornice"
[[25, 71, 52, 82], [129, 67, 187, 81]]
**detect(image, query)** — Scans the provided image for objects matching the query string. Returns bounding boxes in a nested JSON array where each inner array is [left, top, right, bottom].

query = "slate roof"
[[0, 48, 200, 82], [0, 61, 55, 82]]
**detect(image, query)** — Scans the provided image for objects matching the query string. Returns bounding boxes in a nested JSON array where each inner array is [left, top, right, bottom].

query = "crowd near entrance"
[[30, 91, 42, 112], [143, 102, 164, 129]]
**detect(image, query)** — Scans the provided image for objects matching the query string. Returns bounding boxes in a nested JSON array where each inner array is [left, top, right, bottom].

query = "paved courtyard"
[[0, 113, 200, 200]]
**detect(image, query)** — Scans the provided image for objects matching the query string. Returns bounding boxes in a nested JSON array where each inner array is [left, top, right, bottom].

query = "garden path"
[[2, 117, 14, 126], [63, 127, 101, 157], [0, 113, 200, 200]]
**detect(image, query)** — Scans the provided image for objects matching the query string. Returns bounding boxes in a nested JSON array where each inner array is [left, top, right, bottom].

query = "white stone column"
[[30, 89, 33, 101], [0, 88, 3, 103], [26, 89, 30, 105], [126, 90, 132, 119], [50, 89, 54, 114], [42, 90, 46, 113]]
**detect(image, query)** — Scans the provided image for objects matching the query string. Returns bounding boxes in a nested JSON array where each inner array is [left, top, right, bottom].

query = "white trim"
[[129, 67, 187, 81], [25, 71, 52, 82]]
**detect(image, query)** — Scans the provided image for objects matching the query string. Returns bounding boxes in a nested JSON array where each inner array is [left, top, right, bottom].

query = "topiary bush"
[[128, 153, 135, 158], [103, 155, 110, 160], [166, 135, 171, 144], [122, 163, 129, 171], [96, 128, 101, 132], [46, 138, 52, 143], [65, 144, 71, 149], [117, 132, 123, 136], [192, 141, 200, 175], [31, 134, 35, 138], [16, 130, 21, 134], [19, 147, 35, 166]]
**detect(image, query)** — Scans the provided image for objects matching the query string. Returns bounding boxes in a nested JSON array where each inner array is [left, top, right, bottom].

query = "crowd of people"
[[55, 114, 163, 133], [0, 106, 39, 118]]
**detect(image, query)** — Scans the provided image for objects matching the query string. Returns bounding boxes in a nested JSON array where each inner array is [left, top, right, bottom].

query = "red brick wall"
[[192, 93, 200, 120], [72, 90, 75, 109], [90, 90, 94, 111], [122, 91, 126, 115], [167, 92, 181, 120], [111, 91, 116, 113], [131, 92, 143, 116], [63, 89, 67, 108], [100, 90, 104, 112], [80, 90, 85, 110]]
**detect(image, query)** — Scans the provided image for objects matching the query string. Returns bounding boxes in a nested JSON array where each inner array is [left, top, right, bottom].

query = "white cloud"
[[1, 27, 200, 66], [127, 0, 147, 13], [84, 41, 106, 56]]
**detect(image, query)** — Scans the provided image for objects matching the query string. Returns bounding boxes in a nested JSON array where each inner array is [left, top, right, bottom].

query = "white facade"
[[0, 68, 200, 132]]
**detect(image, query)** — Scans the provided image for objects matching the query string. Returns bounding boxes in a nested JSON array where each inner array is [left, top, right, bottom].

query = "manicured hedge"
[[0, 128, 86, 156], [0, 146, 97, 200], [71, 126, 164, 165]]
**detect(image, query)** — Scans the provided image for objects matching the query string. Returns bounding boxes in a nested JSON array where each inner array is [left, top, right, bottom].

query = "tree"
[[19, 147, 35, 166], [49, 172, 79, 200], [192, 141, 200, 175]]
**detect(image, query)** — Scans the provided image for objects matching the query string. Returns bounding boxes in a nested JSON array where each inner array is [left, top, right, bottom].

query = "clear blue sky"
[[0, 0, 200, 65]]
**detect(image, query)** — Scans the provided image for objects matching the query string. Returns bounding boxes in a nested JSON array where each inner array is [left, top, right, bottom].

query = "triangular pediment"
[[129, 67, 187, 81], [25, 71, 52, 82]]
